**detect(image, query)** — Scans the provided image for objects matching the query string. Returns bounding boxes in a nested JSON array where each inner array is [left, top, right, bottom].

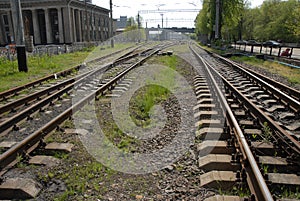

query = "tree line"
[[195, 0, 300, 44]]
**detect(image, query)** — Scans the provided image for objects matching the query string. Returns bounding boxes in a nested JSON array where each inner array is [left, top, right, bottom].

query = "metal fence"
[[0, 42, 99, 61], [233, 44, 300, 60]]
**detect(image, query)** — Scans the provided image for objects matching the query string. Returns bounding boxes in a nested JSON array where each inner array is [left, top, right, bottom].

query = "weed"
[[16, 154, 26, 168], [0, 43, 133, 92], [262, 122, 272, 142], [232, 185, 251, 197], [53, 151, 69, 159], [262, 164, 269, 174]]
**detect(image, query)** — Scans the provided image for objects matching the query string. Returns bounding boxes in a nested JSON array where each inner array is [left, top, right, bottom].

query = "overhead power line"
[[138, 9, 200, 14]]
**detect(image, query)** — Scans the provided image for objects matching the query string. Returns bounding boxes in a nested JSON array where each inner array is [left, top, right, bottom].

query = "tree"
[[285, 1, 300, 42], [196, 0, 300, 43], [195, 0, 244, 42], [124, 16, 139, 32], [248, 0, 299, 42]]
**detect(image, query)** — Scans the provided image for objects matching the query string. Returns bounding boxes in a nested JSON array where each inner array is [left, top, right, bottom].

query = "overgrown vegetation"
[[0, 49, 93, 92], [231, 56, 300, 85], [129, 56, 177, 127], [0, 43, 135, 92]]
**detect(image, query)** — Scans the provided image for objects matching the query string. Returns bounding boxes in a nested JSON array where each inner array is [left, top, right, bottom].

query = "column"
[[0, 14, 5, 45], [7, 11, 14, 43], [44, 9, 53, 44], [96, 15, 100, 41], [76, 10, 82, 42], [57, 8, 64, 43], [62, 7, 72, 43], [31, 9, 41, 44], [72, 8, 76, 43], [80, 10, 85, 42]]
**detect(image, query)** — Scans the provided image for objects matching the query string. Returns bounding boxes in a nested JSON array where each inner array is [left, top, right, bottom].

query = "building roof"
[[0, 0, 109, 13]]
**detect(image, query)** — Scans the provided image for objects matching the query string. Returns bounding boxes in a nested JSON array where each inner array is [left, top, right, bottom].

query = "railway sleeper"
[[204, 195, 242, 201], [0, 178, 41, 200], [194, 110, 219, 119], [241, 86, 260, 93], [195, 86, 209, 91], [197, 93, 212, 100], [198, 154, 241, 172], [196, 127, 230, 141], [285, 122, 300, 132], [195, 119, 222, 128], [258, 156, 299, 173], [28, 155, 60, 167], [267, 173, 300, 191], [197, 140, 234, 156], [194, 104, 216, 111], [250, 141, 276, 156], [195, 89, 210, 96], [197, 98, 214, 105], [0, 141, 17, 153], [199, 170, 236, 190]]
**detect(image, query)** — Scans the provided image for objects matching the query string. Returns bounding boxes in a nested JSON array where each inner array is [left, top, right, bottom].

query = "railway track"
[[0, 41, 175, 199], [0, 45, 136, 103], [0, 45, 148, 135], [190, 43, 300, 201], [0, 41, 299, 200]]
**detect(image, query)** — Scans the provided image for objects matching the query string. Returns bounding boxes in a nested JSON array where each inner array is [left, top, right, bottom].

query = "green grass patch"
[[0, 50, 92, 92], [130, 85, 170, 127], [0, 43, 134, 93], [231, 56, 300, 85], [157, 55, 177, 70], [129, 55, 179, 127]]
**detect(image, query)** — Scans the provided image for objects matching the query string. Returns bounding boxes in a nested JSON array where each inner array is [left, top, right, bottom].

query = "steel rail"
[[0, 46, 152, 133], [0, 45, 135, 101], [0, 46, 161, 173], [213, 53, 300, 113], [0, 71, 88, 115], [196, 45, 300, 157], [190, 45, 274, 201], [0, 62, 116, 134], [0, 66, 79, 101], [205, 51, 300, 155], [221, 57, 300, 102], [0, 46, 142, 115]]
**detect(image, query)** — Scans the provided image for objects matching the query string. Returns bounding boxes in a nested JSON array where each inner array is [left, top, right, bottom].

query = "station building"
[[0, 0, 111, 46]]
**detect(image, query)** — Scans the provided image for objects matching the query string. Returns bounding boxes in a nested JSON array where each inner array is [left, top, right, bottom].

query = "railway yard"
[[0, 41, 299, 201]]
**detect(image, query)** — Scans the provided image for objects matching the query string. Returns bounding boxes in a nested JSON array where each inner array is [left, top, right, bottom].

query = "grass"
[[200, 43, 300, 86], [0, 43, 134, 93], [0, 49, 93, 92], [231, 56, 300, 85], [130, 85, 170, 127], [129, 55, 178, 127], [262, 122, 272, 142]]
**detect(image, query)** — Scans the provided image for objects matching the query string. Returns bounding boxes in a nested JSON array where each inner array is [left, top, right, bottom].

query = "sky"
[[93, 0, 265, 28]]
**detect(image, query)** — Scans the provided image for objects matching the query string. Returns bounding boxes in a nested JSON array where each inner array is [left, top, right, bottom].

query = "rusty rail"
[[0, 46, 161, 173], [190, 45, 274, 201]]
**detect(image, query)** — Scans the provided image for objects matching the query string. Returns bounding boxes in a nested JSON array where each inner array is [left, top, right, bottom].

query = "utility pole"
[[138, 12, 140, 29], [215, 0, 220, 40], [137, 12, 141, 43], [110, 0, 114, 48], [10, 0, 28, 72], [161, 13, 164, 28]]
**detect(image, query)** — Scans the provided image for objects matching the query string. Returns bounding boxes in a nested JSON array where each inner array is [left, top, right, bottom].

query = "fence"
[[0, 42, 99, 61], [233, 44, 300, 60]]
